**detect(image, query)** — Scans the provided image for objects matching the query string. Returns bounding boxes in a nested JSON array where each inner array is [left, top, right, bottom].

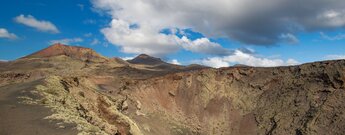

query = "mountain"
[[233, 64, 250, 67], [127, 54, 166, 65], [127, 54, 204, 72], [24, 43, 107, 62], [186, 63, 208, 69], [1, 44, 345, 135]]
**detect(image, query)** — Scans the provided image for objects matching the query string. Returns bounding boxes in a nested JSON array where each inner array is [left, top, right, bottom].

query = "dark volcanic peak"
[[233, 64, 250, 67], [186, 64, 208, 68], [128, 54, 165, 65], [23, 43, 105, 61]]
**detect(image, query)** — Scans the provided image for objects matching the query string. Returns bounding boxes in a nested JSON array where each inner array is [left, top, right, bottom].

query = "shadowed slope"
[[128, 54, 165, 65]]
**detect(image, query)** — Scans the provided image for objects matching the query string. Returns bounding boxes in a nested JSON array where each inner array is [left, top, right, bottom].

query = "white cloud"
[[286, 59, 300, 65], [101, 19, 179, 57], [120, 56, 135, 60], [316, 10, 345, 28], [92, 0, 345, 45], [325, 54, 345, 60], [100, 18, 230, 57], [0, 28, 17, 39], [280, 33, 299, 44], [91, 38, 100, 45], [14, 14, 59, 33], [169, 59, 181, 65], [49, 38, 83, 45], [199, 57, 230, 68], [91, 0, 249, 57], [320, 32, 345, 41], [179, 36, 232, 55], [198, 50, 299, 68]]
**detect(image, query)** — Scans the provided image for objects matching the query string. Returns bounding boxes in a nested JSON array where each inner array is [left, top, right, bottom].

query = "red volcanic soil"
[[23, 43, 104, 60]]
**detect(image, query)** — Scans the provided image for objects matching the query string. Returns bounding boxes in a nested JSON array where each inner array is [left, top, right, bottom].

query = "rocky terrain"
[[0, 43, 345, 135]]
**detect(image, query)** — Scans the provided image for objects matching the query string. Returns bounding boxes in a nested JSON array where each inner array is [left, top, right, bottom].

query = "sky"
[[1, 0, 345, 67]]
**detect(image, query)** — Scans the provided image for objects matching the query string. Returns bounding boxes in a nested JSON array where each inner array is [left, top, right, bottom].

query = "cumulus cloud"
[[198, 50, 299, 68], [286, 59, 300, 65], [313, 10, 345, 29], [198, 57, 230, 68], [49, 38, 83, 45], [101, 19, 182, 57], [120, 56, 135, 60], [179, 36, 233, 55], [0, 28, 17, 39], [91, 0, 245, 57], [101, 19, 231, 57], [92, 0, 345, 46], [15, 14, 59, 33], [169, 59, 181, 65]]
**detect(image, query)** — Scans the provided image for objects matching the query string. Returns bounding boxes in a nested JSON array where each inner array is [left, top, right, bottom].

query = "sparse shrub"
[[79, 91, 85, 97], [41, 98, 49, 104], [45, 88, 59, 95]]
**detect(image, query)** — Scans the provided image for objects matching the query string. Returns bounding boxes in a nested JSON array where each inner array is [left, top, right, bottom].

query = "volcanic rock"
[[1, 44, 345, 135]]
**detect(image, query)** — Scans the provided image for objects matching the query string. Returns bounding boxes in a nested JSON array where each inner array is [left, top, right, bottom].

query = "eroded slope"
[[126, 60, 345, 135], [1, 44, 345, 135]]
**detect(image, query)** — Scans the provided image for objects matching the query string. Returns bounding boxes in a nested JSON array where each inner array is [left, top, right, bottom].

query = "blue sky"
[[1, 0, 345, 67]]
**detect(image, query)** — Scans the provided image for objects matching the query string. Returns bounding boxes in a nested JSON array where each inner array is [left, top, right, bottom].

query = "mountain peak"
[[137, 54, 151, 58], [51, 42, 64, 47], [23, 44, 105, 61], [127, 54, 164, 65], [49, 43, 91, 50]]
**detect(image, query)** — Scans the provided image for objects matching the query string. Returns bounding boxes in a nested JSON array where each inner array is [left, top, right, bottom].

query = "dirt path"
[[0, 80, 78, 135]]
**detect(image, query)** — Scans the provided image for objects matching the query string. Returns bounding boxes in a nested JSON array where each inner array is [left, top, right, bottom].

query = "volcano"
[[1, 44, 345, 135], [127, 54, 166, 65], [24, 43, 106, 62]]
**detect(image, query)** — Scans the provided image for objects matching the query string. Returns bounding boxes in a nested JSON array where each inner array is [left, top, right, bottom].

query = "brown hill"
[[127, 54, 165, 65], [24, 43, 106, 62], [1, 44, 345, 135], [233, 64, 250, 67], [110, 57, 130, 65], [126, 54, 209, 72]]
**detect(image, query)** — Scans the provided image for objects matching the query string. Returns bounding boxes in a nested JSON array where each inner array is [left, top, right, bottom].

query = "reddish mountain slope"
[[24, 43, 106, 61], [4, 44, 345, 135]]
